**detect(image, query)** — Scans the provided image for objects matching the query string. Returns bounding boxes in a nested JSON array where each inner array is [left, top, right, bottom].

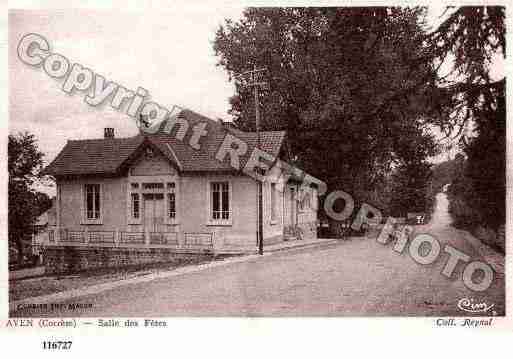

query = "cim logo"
[[457, 298, 495, 314]]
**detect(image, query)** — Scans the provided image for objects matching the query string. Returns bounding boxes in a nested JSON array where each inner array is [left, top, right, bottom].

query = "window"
[[211, 182, 230, 220], [131, 193, 140, 219], [167, 182, 176, 220], [270, 183, 277, 222], [143, 182, 164, 190], [128, 182, 141, 224], [85, 184, 101, 220], [168, 193, 175, 218]]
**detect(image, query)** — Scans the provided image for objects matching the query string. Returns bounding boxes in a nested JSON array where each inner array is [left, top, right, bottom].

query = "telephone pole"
[[235, 66, 267, 255]]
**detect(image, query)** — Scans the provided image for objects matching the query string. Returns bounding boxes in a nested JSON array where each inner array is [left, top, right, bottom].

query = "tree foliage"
[[429, 6, 505, 137], [429, 6, 505, 230], [214, 7, 438, 222], [8, 132, 51, 263], [390, 160, 432, 217]]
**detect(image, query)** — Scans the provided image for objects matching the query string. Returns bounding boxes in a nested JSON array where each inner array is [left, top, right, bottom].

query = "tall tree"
[[214, 7, 438, 230], [390, 123, 436, 217], [429, 6, 505, 230], [8, 132, 49, 263]]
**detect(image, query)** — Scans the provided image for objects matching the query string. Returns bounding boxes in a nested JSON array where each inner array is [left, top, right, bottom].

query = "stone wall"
[[43, 246, 213, 275]]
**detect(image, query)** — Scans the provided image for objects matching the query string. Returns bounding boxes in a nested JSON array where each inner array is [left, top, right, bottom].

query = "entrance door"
[[143, 193, 165, 232]]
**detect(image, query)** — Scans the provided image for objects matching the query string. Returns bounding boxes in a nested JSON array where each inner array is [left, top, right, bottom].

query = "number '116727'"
[[43, 341, 72, 350]]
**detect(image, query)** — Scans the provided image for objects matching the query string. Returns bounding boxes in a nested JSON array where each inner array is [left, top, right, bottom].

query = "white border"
[[1, 0, 512, 357]]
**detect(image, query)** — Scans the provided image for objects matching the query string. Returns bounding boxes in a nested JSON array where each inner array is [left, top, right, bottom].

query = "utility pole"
[[235, 65, 267, 255]]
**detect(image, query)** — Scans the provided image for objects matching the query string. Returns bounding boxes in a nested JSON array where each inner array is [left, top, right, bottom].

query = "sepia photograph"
[[5, 3, 506, 321]]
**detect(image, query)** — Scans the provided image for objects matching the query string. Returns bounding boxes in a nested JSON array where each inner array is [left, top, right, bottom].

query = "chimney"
[[104, 128, 115, 138]]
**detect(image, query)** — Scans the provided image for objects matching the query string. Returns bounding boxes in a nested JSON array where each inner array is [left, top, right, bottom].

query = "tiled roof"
[[43, 109, 286, 177]]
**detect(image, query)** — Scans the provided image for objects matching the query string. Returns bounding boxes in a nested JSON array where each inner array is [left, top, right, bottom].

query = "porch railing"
[[183, 232, 213, 249], [88, 231, 115, 244], [120, 232, 145, 245], [149, 232, 179, 245], [60, 230, 86, 243], [46, 229, 214, 251]]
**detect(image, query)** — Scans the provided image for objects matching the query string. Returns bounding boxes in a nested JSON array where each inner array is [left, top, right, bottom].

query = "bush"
[[448, 196, 481, 229]]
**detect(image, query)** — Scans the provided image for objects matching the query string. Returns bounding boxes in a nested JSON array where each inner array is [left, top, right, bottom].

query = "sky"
[[9, 6, 504, 195], [9, 6, 245, 169]]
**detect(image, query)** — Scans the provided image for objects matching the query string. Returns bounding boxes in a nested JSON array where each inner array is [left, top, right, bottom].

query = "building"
[[41, 110, 319, 273]]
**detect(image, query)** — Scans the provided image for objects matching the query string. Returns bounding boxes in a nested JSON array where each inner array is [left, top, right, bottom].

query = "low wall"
[[9, 266, 45, 280], [43, 246, 214, 275]]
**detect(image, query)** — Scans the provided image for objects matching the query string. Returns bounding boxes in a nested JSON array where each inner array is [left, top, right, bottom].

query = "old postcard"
[[1, 0, 511, 355]]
